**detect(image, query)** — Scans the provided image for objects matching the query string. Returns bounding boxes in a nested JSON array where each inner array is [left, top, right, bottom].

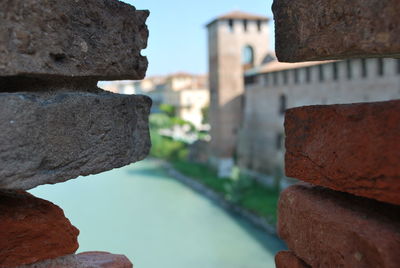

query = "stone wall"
[[272, 0, 400, 267], [0, 0, 151, 266]]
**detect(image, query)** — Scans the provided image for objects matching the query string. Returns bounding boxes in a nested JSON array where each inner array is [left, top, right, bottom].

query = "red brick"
[[285, 100, 400, 205], [275, 251, 310, 268], [278, 183, 400, 268], [272, 0, 400, 62], [0, 190, 79, 267]]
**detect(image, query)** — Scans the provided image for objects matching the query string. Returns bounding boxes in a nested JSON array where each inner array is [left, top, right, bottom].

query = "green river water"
[[30, 159, 286, 268]]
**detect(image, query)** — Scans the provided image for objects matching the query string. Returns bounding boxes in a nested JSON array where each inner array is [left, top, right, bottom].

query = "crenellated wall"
[[238, 58, 400, 177]]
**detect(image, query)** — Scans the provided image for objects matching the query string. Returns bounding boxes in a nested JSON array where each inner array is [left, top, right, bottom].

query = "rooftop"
[[206, 11, 270, 27]]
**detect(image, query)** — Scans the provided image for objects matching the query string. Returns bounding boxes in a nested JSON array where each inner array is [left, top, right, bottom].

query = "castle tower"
[[206, 11, 270, 176]]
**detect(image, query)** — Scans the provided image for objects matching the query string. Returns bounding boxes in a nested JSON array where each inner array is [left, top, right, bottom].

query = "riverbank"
[[162, 160, 279, 235]]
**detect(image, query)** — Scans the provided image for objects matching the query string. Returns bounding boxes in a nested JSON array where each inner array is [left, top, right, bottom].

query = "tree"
[[160, 104, 176, 117]]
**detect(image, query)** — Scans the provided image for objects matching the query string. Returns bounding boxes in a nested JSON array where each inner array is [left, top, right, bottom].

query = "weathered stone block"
[[272, 0, 400, 62], [275, 251, 310, 268], [0, 90, 151, 190], [278, 183, 400, 268], [19, 252, 132, 268], [0, 0, 148, 80], [0, 190, 79, 267], [285, 100, 400, 205]]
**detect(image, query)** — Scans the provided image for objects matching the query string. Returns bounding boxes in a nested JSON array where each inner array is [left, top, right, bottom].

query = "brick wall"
[[272, 0, 400, 267]]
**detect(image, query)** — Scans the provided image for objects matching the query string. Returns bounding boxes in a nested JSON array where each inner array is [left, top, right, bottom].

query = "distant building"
[[239, 57, 400, 181], [163, 73, 209, 128], [207, 11, 400, 180], [101, 73, 209, 129]]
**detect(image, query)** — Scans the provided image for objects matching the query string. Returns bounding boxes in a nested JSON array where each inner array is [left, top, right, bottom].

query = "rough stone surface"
[[19, 252, 133, 268], [0, 190, 79, 267], [0, 90, 151, 190], [285, 100, 400, 205], [0, 0, 148, 80], [278, 183, 400, 268], [272, 0, 400, 62], [275, 251, 310, 268]]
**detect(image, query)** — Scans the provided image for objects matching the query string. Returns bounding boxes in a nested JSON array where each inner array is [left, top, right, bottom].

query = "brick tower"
[[206, 11, 270, 176]]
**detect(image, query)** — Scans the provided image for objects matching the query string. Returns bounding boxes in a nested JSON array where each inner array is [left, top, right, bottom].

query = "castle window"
[[263, 73, 270, 87], [276, 133, 284, 150], [273, 72, 278, 86], [242, 45, 254, 70], [243, 19, 248, 32], [346, 60, 352, 80], [377, 58, 384, 76], [279, 94, 287, 115], [257, 20, 262, 32], [397, 59, 400, 74], [282, 71, 288, 85], [293, 69, 299, 84], [332, 62, 338, 80], [361, 59, 367, 78], [318, 65, 325, 81], [228, 19, 234, 32], [305, 67, 311, 83], [245, 75, 256, 85]]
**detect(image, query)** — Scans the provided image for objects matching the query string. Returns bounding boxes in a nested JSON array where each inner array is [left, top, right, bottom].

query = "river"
[[30, 159, 286, 268]]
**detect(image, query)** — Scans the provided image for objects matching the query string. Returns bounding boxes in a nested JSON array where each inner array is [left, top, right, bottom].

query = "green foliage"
[[159, 104, 176, 117], [172, 160, 229, 194], [172, 160, 279, 224], [149, 113, 173, 129], [224, 167, 254, 203], [150, 131, 188, 161], [239, 185, 280, 224], [170, 117, 196, 131]]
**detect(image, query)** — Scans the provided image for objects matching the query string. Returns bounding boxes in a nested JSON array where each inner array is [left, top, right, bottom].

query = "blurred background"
[[31, 0, 400, 267]]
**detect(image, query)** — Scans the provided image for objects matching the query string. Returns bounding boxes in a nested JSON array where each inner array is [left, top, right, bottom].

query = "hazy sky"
[[123, 0, 275, 77]]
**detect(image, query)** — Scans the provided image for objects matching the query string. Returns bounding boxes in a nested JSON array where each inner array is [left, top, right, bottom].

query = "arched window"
[[242, 45, 254, 70]]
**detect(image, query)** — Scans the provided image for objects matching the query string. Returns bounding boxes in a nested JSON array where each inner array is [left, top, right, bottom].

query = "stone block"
[[285, 100, 400, 205], [275, 251, 310, 268], [278, 183, 400, 268], [19, 252, 132, 268], [272, 0, 400, 62], [0, 90, 151, 190], [0, 0, 148, 80], [0, 190, 79, 267]]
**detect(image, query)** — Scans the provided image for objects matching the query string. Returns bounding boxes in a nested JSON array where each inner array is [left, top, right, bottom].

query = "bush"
[[150, 131, 188, 161], [159, 104, 176, 117], [149, 113, 173, 129]]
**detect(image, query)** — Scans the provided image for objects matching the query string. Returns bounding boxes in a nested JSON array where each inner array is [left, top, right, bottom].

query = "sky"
[[123, 0, 275, 77]]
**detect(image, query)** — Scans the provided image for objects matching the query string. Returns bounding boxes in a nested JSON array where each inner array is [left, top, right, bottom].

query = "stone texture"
[[272, 0, 400, 62], [0, 90, 151, 190], [0, 0, 148, 80], [278, 183, 400, 268], [0, 190, 79, 267], [19, 252, 132, 268], [285, 100, 400, 205], [275, 251, 310, 268]]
